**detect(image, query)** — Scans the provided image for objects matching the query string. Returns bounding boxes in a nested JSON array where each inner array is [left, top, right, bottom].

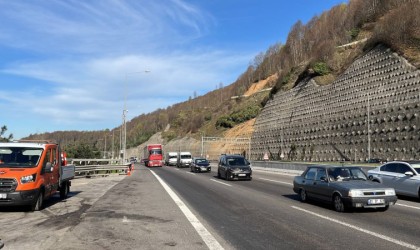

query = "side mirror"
[[44, 162, 54, 173], [320, 176, 328, 182], [404, 171, 414, 177]]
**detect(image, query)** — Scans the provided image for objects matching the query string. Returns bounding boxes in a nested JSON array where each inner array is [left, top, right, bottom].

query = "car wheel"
[[333, 194, 346, 212], [299, 189, 307, 202], [226, 171, 231, 181], [217, 170, 221, 179], [31, 191, 44, 212]]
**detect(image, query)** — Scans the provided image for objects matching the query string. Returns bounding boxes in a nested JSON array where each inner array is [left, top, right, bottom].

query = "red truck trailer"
[[143, 144, 163, 167]]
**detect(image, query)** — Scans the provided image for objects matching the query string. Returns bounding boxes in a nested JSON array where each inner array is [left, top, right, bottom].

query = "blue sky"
[[0, 0, 346, 139]]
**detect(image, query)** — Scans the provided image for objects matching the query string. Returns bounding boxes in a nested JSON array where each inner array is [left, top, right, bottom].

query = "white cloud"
[[0, 0, 253, 138]]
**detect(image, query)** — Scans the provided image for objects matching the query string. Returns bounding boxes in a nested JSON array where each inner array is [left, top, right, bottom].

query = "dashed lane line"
[[210, 179, 232, 187], [258, 177, 293, 186], [397, 203, 420, 210], [150, 170, 224, 250]]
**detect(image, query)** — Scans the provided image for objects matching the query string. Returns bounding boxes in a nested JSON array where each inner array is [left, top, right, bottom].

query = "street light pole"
[[104, 135, 107, 159], [367, 92, 371, 161], [121, 70, 150, 164]]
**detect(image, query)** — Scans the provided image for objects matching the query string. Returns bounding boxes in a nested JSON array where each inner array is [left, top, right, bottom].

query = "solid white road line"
[[150, 170, 224, 250], [258, 178, 293, 186], [210, 179, 232, 187], [186, 172, 196, 175], [292, 206, 420, 250]]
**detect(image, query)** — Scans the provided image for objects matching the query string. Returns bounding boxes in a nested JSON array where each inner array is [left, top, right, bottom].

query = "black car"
[[217, 154, 252, 181], [293, 166, 397, 212], [190, 157, 211, 173]]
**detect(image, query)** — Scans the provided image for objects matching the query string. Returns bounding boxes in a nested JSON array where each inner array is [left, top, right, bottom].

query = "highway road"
[[1, 164, 420, 250], [155, 165, 420, 250]]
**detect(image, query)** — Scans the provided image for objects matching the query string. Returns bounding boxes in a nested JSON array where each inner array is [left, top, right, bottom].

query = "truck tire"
[[31, 191, 44, 212], [60, 182, 69, 199]]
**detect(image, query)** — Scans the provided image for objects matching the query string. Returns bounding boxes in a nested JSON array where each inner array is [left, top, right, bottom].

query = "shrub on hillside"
[[216, 105, 261, 129], [312, 62, 331, 76]]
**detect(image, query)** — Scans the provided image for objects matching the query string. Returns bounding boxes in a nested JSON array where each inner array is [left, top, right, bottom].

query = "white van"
[[177, 152, 192, 168], [165, 152, 178, 166]]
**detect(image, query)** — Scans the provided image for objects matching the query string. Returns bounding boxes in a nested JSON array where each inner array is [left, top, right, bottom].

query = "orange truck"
[[0, 141, 75, 211]]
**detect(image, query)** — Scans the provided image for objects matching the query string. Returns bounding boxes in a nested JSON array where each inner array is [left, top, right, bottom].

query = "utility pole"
[[367, 92, 371, 161]]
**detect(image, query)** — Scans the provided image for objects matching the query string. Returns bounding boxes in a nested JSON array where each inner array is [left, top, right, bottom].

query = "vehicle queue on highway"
[[156, 151, 420, 213]]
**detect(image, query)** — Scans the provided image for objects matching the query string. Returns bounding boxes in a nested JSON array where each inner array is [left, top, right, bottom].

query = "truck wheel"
[[31, 191, 44, 211], [60, 182, 69, 199]]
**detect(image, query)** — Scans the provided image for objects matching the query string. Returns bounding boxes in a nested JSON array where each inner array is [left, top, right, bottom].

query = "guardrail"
[[69, 158, 122, 165], [250, 161, 378, 172], [74, 163, 132, 178]]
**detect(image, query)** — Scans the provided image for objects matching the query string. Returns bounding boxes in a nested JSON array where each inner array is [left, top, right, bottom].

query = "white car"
[[368, 161, 420, 199]]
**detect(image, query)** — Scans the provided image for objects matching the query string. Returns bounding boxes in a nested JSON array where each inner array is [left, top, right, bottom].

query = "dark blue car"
[[190, 157, 211, 173]]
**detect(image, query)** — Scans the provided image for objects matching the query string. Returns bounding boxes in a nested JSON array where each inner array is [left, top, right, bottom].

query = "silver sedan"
[[368, 161, 420, 199]]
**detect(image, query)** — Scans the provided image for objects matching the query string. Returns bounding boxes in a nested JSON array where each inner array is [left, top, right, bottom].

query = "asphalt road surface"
[[1, 164, 420, 250]]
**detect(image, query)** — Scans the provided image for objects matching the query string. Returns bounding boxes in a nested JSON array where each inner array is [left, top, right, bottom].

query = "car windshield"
[[328, 167, 367, 181], [195, 159, 208, 164], [181, 155, 191, 159], [227, 157, 246, 166], [0, 147, 43, 168], [412, 164, 420, 174]]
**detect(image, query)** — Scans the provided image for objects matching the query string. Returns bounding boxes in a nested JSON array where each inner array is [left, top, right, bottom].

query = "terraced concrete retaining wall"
[[251, 46, 420, 162]]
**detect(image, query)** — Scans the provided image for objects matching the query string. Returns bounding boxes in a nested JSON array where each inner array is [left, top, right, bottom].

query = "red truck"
[[0, 140, 75, 211], [143, 144, 163, 167]]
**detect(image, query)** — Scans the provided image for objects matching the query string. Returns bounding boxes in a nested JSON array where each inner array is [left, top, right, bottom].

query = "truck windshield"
[[181, 155, 191, 159], [150, 149, 162, 155], [0, 147, 43, 168]]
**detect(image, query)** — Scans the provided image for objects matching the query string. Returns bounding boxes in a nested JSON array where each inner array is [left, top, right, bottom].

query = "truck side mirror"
[[44, 162, 54, 173]]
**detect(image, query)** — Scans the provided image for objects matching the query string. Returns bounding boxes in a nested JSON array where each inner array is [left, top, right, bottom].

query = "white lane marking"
[[258, 178, 293, 186], [397, 203, 420, 210], [150, 170, 224, 250], [186, 172, 196, 175], [122, 216, 131, 223], [253, 169, 299, 176], [175, 168, 180, 171], [210, 179, 232, 187], [292, 206, 420, 250]]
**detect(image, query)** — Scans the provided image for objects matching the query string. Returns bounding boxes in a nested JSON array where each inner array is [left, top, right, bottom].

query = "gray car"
[[293, 166, 397, 212], [368, 161, 420, 199], [217, 154, 252, 181]]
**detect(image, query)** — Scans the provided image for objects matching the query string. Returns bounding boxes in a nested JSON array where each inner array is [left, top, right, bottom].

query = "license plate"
[[238, 174, 246, 177], [368, 199, 384, 205], [0, 193, 6, 199]]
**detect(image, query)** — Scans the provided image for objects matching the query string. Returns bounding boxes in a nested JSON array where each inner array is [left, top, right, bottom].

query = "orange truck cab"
[[0, 141, 75, 211]]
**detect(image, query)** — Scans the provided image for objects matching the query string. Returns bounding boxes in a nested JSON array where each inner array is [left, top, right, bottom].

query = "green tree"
[[0, 126, 13, 142]]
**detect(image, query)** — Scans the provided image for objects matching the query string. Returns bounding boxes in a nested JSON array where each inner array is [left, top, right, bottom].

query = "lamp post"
[[121, 70, 150, 164], [367, 92, 371, 161]]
